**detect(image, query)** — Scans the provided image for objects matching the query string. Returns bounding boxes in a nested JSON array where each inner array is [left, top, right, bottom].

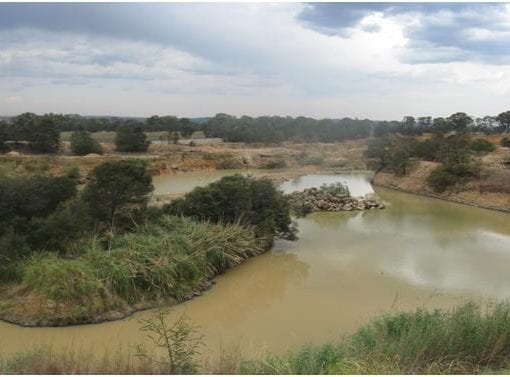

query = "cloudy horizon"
[[1, 2, 510, 120]]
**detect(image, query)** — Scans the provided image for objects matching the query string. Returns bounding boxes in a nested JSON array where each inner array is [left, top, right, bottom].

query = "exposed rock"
[[287, 187, 385, 214]]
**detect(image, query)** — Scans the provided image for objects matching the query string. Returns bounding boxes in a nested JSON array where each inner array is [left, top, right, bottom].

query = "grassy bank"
[[2, 302, 510, 374], [0, 216, 264, 326]]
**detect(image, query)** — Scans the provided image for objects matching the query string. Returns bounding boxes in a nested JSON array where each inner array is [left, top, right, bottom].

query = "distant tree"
[[0, 122, 8, 153], [365, 136, 391, 171], [437, 134, 471, 166], [410, 136, 443, 161], [432, 117, 448, 134], [417, 116, 432, 129], [30, 115, 61, 153], [497, 111, 510, 133], [70, 129, 103, 155], [388, 136, 413, 176], [10, 112, 37, 141], [9, 113, 60, 153], [179, 118, 194, 138], [83, 160, 154, 229], [447, 112, 472, 132], [115, 124, 150, 152]]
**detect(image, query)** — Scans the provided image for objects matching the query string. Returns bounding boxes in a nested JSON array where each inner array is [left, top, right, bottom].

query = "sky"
[[0, 2, 510, 120]]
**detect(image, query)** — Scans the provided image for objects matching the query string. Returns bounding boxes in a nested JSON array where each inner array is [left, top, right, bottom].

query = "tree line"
[[1, 111, 509, 154]]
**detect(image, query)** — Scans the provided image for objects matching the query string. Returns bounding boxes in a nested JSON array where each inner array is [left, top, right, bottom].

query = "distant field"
[[60, 131, 206, 143]]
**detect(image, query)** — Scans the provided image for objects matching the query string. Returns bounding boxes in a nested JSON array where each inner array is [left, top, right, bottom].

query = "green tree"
[[82, 160, 154, 229], [0, 122, 8, 153], [437, 134, 470, 166], [389, 136, 412, 176], [365, 137, 391, 171], [497, 111, 510, 134], [30, 115, 60, 153], [179, 118, 194, 138], [165, 174, 296, 243], [70, 129, 103, 155], [114, 124, 150, 152], [447, 112, 472, 132], [0, 175, 78, 262]]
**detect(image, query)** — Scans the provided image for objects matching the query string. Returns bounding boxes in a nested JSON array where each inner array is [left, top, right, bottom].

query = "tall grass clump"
[[22, 253, 102, 304], [86, 216, 264, 304], [238, 302, 510, 374]]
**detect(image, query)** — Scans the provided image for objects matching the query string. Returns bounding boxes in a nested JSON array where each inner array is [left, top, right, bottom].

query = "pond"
[[1, 171, 509, 362]]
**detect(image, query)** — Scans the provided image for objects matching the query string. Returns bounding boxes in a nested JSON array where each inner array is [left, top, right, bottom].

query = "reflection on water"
[[1, 174, 510, 361]]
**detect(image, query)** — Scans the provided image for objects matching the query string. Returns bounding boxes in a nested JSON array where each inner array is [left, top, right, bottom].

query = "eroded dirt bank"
[[372, 160, 510, 213]]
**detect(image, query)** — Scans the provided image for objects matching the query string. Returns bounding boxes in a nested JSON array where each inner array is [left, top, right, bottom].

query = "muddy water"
[[1, 173, 510, 361], [152, 169, 284, 196]]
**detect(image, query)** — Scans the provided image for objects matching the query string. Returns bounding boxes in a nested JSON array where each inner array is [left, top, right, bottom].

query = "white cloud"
[[0, 3, 509, 118]]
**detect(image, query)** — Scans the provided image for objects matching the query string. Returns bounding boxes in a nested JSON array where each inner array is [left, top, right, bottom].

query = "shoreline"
[[0, 275, 220, 328], [372, 181, 510, 214]]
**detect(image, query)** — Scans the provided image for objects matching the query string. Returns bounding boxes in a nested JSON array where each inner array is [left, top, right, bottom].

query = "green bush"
[[70, 130, 103, 155], [31, 197, 93, 254], [262, 158, 287, 169], [470, 139, 496, 153], [410, 139, 441, 161], [319, 182, 350, 197], [114, 124, 150, 152], [164, 175, 296, 242], [0, 175, 78, 258], [427, 164, 478, 192]]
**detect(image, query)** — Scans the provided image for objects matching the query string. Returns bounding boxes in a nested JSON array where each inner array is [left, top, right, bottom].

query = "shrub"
[[114, 124, 150, 152], [296, 153, 325, 166], [0, 175, 78, 249], [70, 130, 103, 155], [410, 139, 441, 161], [319, 182, 350, 197], [31, 197, 94, 254], [427, 164, 478, 192], [164, 175, 296, 242], [470, 139, 496, 153], [501, 137, 510, 148], [262, 158, 287, 169]]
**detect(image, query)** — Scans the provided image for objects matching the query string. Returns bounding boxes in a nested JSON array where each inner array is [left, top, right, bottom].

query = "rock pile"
[[288, 187, 385, 214]]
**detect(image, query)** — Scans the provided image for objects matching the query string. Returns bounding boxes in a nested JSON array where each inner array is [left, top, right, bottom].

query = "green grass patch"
[[16, 216, 264, 310], [239, 302, 510, 374]]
